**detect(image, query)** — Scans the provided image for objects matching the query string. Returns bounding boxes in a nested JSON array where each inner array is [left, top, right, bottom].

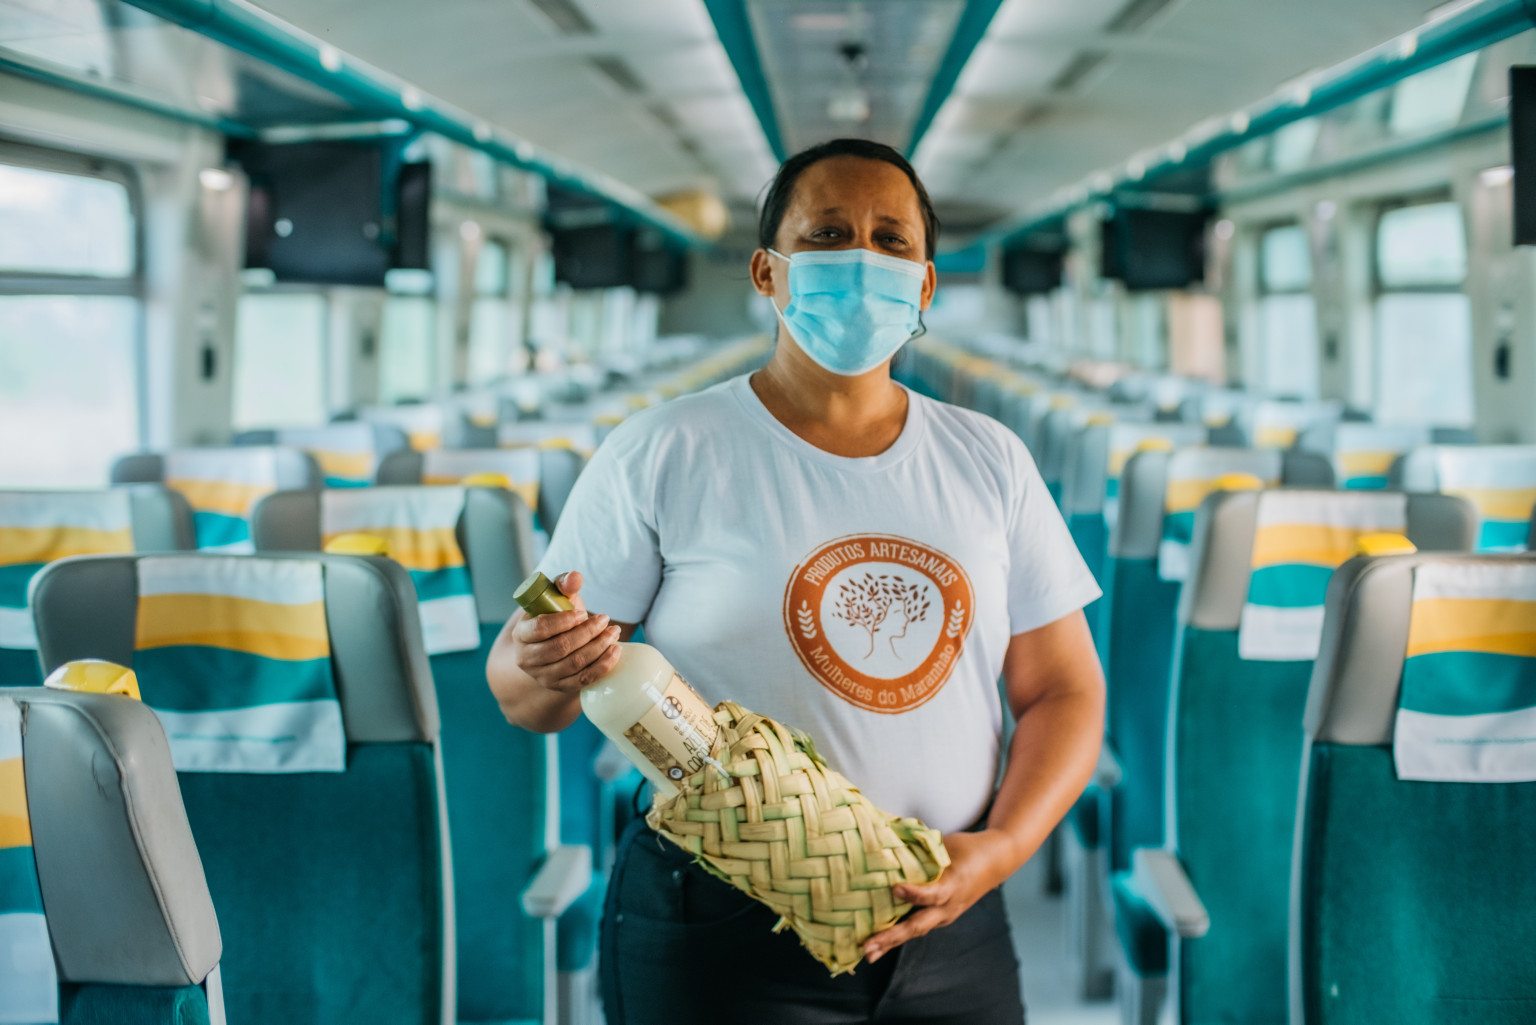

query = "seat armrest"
[[1094, 742, 1122, 789], [1131, 848, 1209, 938], [594, 740, 633, 783], [521, 844, 593, 919]]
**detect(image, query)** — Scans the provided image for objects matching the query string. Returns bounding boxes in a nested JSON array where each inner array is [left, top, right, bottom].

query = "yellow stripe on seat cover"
[[1250, 524, 1373, 569], [320, 525, 463, 572], [0, 525, 134, 566], [166, 478, 272, 516], [136, 593, 329, 660], [1405, 597, 1536, 658], [0, 757, 29, 849], [1443, 487, 1536, 522]]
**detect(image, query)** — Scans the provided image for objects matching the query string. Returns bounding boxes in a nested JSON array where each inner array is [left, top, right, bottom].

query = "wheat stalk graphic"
[[797, 600, 817, 639], [946, 602, 966, 638]]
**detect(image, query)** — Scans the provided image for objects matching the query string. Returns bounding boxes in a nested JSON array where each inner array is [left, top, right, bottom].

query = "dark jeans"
[[599, 817, 1027, 1025]]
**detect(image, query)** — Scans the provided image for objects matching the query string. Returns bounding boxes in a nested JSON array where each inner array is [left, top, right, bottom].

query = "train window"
[[1388, 53, 1478, 137], [379, 289, 438, 403], [601, 287, 637, 353], [231, 293, 328, 429], [468, 240, 516, 384], [1373, 201, 1473, 425], [1269, 118, 1320, 172], [1256, 224, 1319, 398], [0, 163, 134, 276], [0, 156, 140, 487]]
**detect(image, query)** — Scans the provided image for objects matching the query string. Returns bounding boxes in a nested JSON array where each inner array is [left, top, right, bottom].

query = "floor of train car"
[[1005, 852, 1121, 1025]]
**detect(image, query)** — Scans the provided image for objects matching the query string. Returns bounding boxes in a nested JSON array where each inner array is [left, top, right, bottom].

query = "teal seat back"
[[1297, 551, 1536, 1023], [251, 485, 562, 1022], [31, 554, 449, 1025], [112, 448, 320, 551], [1102, 449, 1334, 874], [1, 488, 194, 687], [1061, 422, 1207, 652], [1400, 444, 1536, 552], [1297, 423, 1431, 491], [1, 687, 223, 1025], [1168, 491, 1475, 1024]]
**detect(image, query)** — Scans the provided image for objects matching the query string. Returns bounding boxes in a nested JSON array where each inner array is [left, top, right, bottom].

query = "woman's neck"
[[749, 336, 910, 458]]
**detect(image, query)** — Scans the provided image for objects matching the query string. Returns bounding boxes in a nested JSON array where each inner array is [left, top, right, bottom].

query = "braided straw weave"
[[647, 700, 950, 975]]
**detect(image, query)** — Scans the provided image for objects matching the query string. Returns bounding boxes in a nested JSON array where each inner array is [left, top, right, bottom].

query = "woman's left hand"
[[862, 829, 1026, 964]]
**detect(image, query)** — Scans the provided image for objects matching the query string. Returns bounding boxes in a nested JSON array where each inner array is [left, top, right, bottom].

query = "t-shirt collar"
[[729, 373, 927, 473]]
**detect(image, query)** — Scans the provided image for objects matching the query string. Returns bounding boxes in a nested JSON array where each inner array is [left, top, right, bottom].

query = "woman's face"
[[751, 155, 937, 314]]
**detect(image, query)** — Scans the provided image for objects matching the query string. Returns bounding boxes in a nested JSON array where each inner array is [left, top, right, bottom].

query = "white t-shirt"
[[539, 374, 1100, 834]]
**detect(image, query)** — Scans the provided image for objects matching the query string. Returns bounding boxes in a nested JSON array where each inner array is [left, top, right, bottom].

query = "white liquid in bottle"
[[514, 572, 718, 801]]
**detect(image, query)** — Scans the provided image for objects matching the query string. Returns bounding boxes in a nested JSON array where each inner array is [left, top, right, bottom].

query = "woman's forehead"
[[783, 157, 922, 224]]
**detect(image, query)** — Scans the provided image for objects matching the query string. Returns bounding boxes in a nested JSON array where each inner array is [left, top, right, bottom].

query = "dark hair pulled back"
[[757, 138, 940, 261]]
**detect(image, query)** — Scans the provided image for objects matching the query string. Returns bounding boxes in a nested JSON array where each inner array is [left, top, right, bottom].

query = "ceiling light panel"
[[747, 0, 966, 153]]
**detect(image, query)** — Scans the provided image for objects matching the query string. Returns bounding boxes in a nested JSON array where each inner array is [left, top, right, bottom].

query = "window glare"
[[0, 296, 139, 486], [1389, 53, 1478, 137], [0, 164, 134, 276], [1260, 224, 1312, 292], [1377, 202, 1466, 287], [1257, 293, 1320, 399], [474, 241, 509, 296], [232, 294, 328, 429], [1269, 118, 1320, 172], [379, 296, 437, 402], [1374, 293, 1474, 426]]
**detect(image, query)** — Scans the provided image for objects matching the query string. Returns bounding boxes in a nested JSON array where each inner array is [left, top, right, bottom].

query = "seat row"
[[0, 340, 775, 1024], [903, 338, 1536, 1023]]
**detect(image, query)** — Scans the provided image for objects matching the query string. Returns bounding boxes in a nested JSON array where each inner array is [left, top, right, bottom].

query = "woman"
[[487, 137, 1104, 1024]]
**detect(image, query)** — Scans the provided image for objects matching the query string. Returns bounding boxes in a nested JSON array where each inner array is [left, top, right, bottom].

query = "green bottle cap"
[[514, 571, 575, 617]]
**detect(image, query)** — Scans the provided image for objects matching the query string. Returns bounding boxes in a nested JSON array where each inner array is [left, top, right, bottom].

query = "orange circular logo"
[[783, 533, 974, 714]]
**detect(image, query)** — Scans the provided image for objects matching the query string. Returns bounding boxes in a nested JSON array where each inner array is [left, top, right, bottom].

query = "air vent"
[[1051, 52, 1108, 93], [591, 56, 645, 94], [527, 0, 594, 35]]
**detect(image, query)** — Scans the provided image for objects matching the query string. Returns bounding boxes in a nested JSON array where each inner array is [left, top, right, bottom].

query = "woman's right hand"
[[508, 570, 623, 696]]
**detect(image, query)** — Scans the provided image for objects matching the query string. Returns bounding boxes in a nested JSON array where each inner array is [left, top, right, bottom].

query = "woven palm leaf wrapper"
[[646, 700, 950, 975]]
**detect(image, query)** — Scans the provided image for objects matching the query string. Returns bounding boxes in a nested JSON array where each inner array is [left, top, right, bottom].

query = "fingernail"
[[596, 614, 610, 627], [865, 949, 881, 963]]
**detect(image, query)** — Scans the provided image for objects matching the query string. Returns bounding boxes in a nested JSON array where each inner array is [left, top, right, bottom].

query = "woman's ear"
[[750, 248, 777, 298], [919, 260, 937, 311]]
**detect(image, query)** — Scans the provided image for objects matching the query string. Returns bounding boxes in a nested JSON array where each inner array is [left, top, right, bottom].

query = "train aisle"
[[1006, 857, 1121, 1025]]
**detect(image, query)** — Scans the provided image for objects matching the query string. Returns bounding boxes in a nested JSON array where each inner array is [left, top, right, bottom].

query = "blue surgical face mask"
[[767, 248, 925, 376]]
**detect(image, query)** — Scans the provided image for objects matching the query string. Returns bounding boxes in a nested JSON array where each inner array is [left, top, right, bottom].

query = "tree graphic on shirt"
[[831, 572, 931, 660]]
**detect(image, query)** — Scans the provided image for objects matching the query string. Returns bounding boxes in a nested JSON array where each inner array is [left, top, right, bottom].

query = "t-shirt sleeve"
[[536, 427, 662, 625], [1003, 432, 1103, 635]]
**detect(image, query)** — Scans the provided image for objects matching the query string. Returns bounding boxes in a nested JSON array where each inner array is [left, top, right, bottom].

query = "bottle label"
[[624, 674, 720, 785]]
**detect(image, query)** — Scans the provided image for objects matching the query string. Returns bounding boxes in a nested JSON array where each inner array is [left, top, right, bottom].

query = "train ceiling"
[[0, 0, 1480, 240]]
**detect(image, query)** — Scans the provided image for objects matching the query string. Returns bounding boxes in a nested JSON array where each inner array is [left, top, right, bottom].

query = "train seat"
[[250, 484, 598, 1025], [1294, 551, 1536, 1022], [1239, 399, 1343, 451], [1399, 444, 1536, 552], [1297, 422, 1432, 490], [30, 552, 456, 1025], [1112, 488, 1475, 1025], [236, 422, 411, 487], [0, 488, 193, 686], [0, 685, 225, 1025], [1060, 421, 1207, 648], [376, 446, 572, 548], [493, 424, 593, 534], [1177, 389, 1256, 441], [113, 447, 318, 552], [1038, 404, 1134, 506], [359, 403, 496, 452]]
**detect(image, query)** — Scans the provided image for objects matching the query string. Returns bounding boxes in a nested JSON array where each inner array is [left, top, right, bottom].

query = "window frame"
[[0, 141, 144, 297], [1371, 191, 1464, 296], [0, 141, 147, 460]]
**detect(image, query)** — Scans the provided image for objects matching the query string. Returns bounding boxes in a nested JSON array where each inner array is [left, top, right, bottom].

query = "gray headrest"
[[0, 487, 195, 553], [2, 688, 220, 986], [1304, 552, 1536, 745], [29, 554, 438, 743], [373, 450, 425, 485], [1180, 490, 1478, 630], [1110, 448, 1336, 559], [1060, 423, 1207, 517], [111, 448, 322, 490], [249, 487, 537, 623]]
